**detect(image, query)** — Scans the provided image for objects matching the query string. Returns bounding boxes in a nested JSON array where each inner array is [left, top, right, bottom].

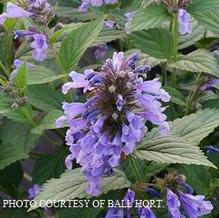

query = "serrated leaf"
[[134, 109, 219, 168], [29, 168, 131, 211], [188, 0, 219, 14], [92, 29, 126, 46], [130, 5, 171, 32], [170, 109, 219, 143], [27, 84, 64, 112], [59, 17, 105, 72], [130, 28, 173, 59], [164, 86, 187, 106], [0, 121, 38, 153], [168, 50, 219, 77], [28, 66, 65, 85], [31, 110, 64, 135], [134, 136, 213, 167], [193, 10, 219, 37]]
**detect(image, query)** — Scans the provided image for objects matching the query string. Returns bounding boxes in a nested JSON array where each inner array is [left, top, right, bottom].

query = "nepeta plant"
[[0, 0, 219, 218]]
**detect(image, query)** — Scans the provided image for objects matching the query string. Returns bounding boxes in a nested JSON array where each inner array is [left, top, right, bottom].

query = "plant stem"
[[185, 72, 202, 114], [162, 62, 167, 86]]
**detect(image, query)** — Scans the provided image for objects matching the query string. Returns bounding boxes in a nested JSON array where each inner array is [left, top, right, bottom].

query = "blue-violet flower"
[[178, 9, 192, 35], [57, 52, 170, 196]]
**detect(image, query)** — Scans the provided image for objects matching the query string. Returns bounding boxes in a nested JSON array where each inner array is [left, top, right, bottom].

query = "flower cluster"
[[56, 52, 170, 196], [105, 189, 156, 218], [166, 176, 213, 217], [15, 30, 48, 62], [0, 1, 51, 62], [178, 9, 192, 35], [0, 2, 30, 25], [28, 0, 54, 24], [79, 0, 117, 12]]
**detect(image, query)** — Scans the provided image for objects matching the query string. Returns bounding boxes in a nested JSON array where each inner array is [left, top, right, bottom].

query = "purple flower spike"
[[178, 9, 192, 35], [6, 2, 31, 19], [167, 189, 181, 218], [57, 52, 170, 196], [28, 184, 41, 199], [31, 33, 48, 61], [179, 192, 213, 218]]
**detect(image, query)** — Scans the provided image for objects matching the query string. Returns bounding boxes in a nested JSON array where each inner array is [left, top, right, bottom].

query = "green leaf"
[[192, 10, 219, 37], [134, 109, 219, 167], [0, 161, 23, 197], [202, 99, 219, 109], [168, 50, 219, 77], [27, 84, 64, 112], [15, 63, 28, 93], [0, 143, 28, 170], [31, 110, 64, 135], [170, 109, 219, 143], [130, 5, 171, 32], [29, 168, 131, 211], [0, 121, 38, 153], [182, 165, 211, 195], [164, 86, 187, 106], [59, 17, 105, 72], [28, 66, 65, 85], [32, 148, 66, 185], [5, 106, 34, 125], [130, 28, 173, 59], [134, 136, 213, 167], [188, 0, 219, 14], [51, 23, 86, 43], [92, 29, 126, 46], [0, 121, 38, 169]]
